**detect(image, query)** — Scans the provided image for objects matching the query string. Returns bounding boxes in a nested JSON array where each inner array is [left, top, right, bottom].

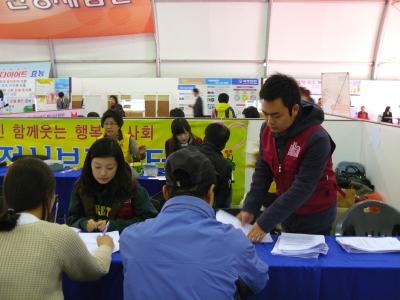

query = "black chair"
[[11, 155, 48, 162], [335, 200, 400, 236]]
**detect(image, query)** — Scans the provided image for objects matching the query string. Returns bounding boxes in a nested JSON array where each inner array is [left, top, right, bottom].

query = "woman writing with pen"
[[0, 158, 114, 299], [68, 138, 158, 233]]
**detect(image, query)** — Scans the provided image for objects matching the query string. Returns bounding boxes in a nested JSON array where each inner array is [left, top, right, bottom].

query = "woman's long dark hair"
[[384, 106, 391, 114], [77, 138, 133, 202], [109, 95, 119, 105], [0, 158, 55, 231], [171, 118, 193, 143], [170, 118, 195, 147]]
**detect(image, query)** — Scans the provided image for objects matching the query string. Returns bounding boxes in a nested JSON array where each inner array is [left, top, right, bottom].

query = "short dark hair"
[[169, 108, 185, 118], [204, 123, 230, 151], [0, 158, 56, 231], [171, 118, 192, 138], [101, 109, 124, 139], [169, 169, 213, 199], [260, 74, 301, 116], [166, 149, 216, 199], [218, 93, 229, 103], [242, 106, 260, 118], [77, 138, 133, 202], [109, 95, 119, 104], [87, 112, 100, 118], [193, 88, 199, 94], [58, 92, 64, 98]]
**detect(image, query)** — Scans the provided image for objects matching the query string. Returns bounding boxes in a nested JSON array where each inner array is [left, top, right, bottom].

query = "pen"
[[102, 221, 110, 236]]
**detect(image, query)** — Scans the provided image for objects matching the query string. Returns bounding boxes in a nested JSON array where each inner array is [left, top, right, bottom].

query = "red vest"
[[261, 125, 337, 215]]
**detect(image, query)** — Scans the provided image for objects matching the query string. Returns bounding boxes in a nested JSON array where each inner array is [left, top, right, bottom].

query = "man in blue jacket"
[[120, 148, 268, 300]]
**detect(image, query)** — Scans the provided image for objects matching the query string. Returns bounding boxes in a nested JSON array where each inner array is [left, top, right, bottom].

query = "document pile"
[[216, 210, 273, 243], [78, 231, 120, 254], [336, 237, 400, 253], [271, 233, 329, 258]]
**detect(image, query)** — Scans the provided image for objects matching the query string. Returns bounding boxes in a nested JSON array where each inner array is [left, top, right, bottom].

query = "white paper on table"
[[146, 175, 166, 180], [277, 233, 326, 251], [271, 233, 328, 258], [336, 237, 400, 253], [216, 210, 273, 243], [78, 231, 120, 254]]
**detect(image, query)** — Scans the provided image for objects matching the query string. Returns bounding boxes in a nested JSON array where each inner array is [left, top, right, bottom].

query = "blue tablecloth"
[[0, 166, 165, 221], [63, 236, 400, 300]]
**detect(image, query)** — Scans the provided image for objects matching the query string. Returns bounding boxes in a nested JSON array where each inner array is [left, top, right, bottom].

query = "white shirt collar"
[[17, 212, 40, 225]]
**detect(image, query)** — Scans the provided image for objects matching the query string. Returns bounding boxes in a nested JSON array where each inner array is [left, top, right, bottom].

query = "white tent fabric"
[[0, 0, 400, 80]]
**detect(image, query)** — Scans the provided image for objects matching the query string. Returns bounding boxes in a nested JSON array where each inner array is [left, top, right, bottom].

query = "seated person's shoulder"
[[120, 218, 153, 240], [132, 182, 148, 196], [213, 220, 253, 251], [193, 136, 203, 145], [36, 222, 81, 243]]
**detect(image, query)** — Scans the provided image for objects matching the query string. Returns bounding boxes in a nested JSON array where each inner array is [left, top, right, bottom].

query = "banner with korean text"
[[0, 118, 248, 205], [0, 62, 51, 114], [0, 0, 154, 39]]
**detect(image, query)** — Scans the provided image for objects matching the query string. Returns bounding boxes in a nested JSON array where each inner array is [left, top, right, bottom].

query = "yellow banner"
[[0, 118, 248, 205]]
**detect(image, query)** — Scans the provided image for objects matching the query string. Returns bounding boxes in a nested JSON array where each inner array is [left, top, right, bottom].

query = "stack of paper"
[[336, 237, 400, 253], [216, 210, 273, 243], [271, 233, 329, 258], [78, 231, 120, 254]]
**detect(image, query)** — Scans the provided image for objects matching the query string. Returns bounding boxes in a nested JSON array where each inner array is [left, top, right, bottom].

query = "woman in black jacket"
[[108, 95, 126, 117], [382, 106, 393, 123]]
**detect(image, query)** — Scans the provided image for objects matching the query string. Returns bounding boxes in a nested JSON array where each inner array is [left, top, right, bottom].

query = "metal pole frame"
[[264, 0, 272, 78], [152, 0, 161, 77], [371, 0, 392, 80], [48, 39, 57, 77]]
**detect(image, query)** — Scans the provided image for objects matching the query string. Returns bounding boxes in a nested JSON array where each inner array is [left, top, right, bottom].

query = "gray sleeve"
[[242, 124, 273, 214], [129, 136, 145, 161], [51, 226, 112, 281], [256, 130, 332, 232], [242, 153, 273, 215]]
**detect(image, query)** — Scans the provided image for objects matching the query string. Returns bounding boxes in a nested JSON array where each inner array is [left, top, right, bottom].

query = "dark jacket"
[[243, 102, 335, 233], [56, 97, 70, 110], [193, 96, 204, 117], [111, 103, 126, 117], [69, 182, 158, 232], [165, 135, 203, 158], [198, 142, 232, 208], [382, 111, 392, 123]]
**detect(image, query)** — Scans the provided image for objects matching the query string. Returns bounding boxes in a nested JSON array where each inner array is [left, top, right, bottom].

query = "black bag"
[[336, 161, 374, 190]]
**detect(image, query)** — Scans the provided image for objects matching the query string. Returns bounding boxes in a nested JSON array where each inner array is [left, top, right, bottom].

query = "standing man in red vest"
[[238, 74, 337, 242]]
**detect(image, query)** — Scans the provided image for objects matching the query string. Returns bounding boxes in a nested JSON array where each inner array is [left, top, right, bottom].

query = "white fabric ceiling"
[[0, 0, 399, 80]]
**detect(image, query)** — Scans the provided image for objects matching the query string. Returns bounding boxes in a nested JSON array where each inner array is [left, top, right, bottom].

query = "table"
[[63, 236, 400, 300], [0, 167, 166, 221]]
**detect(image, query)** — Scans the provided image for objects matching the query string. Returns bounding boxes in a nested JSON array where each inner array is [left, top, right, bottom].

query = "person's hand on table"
[[237, 211, 255, 226], [138, 145, 147, 155], [247, 223, 266, 244], [97, 220, 108, 232], [97, 235, 115, 250], [86, 219, 97, 232]]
